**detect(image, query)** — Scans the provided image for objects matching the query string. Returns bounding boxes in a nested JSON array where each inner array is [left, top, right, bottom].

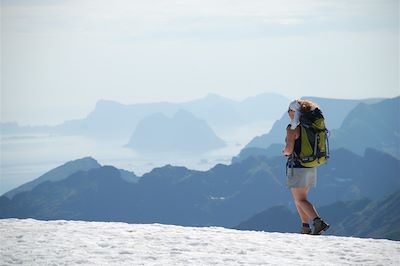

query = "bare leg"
[[291, 187, 319, 221], [294, 200, 309, 224]]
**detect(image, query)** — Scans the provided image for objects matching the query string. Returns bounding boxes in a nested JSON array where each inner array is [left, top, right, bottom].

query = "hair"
[[298, 99, 318, 112]]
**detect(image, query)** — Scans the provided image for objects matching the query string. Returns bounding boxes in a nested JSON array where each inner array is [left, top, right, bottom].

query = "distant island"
[[126, 109, 226, 152]]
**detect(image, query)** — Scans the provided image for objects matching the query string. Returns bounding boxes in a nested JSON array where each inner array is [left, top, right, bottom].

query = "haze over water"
[[0, 120, 274, 195]]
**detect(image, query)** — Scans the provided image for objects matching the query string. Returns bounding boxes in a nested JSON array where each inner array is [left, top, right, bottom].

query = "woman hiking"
[[283, 99, 330, 235]]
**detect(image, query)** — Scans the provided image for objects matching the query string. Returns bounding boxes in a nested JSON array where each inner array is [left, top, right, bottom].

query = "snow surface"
[[1, 219, 399, 266]]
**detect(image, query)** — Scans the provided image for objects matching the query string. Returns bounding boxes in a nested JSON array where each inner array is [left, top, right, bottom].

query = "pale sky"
[[1, 0, 399, 126]]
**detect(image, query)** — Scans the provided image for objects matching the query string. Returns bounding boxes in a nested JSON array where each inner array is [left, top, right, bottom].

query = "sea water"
[[0, 121, 274, 195]]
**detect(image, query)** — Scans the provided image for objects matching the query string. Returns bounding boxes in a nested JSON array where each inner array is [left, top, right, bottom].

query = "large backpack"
[[295, 108, 330, 167]]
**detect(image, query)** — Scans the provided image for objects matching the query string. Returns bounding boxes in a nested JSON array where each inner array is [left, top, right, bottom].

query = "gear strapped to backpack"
[[294, 108, 330, 167]]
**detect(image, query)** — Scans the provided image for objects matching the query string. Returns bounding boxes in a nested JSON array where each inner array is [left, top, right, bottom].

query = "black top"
[[287, 124, 305, 168]]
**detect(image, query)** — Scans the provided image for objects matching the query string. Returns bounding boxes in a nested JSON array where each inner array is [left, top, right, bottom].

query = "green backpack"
[[296, 108, 330, 167]]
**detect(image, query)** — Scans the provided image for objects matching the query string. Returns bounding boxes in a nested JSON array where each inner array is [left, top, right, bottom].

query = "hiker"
[[283, 99, 330, 235]]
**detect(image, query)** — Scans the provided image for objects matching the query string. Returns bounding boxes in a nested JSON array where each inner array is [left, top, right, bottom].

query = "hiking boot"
[[300, 226, 312, 234], [312, 218, 330, 235]]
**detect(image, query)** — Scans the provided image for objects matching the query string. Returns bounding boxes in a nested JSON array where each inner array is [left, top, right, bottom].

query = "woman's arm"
[[283, 126, 299, 156]]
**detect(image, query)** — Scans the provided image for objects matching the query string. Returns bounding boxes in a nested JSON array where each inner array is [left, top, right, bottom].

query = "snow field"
[[0, 219, 399, 265]]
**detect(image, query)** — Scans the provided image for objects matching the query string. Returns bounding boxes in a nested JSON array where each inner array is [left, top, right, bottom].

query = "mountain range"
[[1, 147, 399, 231], [236, 190, 400, 241], [3, 157, 138, 199], [331, 96, 400, 157], [0, 93, 289, 141]]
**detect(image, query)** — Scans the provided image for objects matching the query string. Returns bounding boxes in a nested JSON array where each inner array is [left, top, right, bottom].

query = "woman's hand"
[[282, 148, 292, 156]]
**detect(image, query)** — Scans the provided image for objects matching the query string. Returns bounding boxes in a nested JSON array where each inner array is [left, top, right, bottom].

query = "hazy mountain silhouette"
[[57, 100, 179, 139], [328, 189, 400, 240], [331, 96, 400, 158], [235, 190, 400, 240], [3, 157, 101, 199], [181, 93, 289, 128], [2, 157, 138, 200], [1, 93, 289, 140], [232, 145, 282, 163], [126, 110, 226, 152]]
